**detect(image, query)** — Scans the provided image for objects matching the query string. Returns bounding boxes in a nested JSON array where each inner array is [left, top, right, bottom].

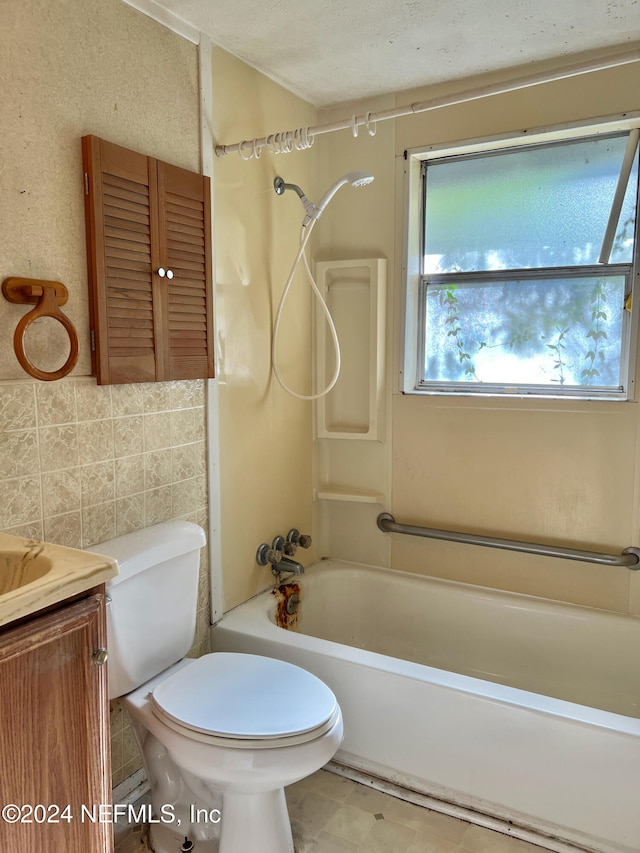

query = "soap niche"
[[314, 258, 386, 440]]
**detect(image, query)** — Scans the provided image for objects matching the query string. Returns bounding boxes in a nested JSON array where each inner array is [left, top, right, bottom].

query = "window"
[[404, 126, 640, 399]]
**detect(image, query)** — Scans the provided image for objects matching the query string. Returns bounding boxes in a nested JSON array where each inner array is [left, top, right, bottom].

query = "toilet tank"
[[91, 520, 207, 699]]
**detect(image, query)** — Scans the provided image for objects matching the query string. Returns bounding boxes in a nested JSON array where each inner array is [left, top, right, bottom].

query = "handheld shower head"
[[274, 171, 374, 227], [314, 171, 375, 216]]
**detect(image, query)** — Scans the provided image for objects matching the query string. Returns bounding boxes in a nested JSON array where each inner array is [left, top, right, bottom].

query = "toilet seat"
[[151, 653, 340, 749]]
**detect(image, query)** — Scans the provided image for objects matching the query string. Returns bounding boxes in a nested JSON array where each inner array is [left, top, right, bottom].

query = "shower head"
[[274, 170, 375, 227], [315, 171, 375, 215]]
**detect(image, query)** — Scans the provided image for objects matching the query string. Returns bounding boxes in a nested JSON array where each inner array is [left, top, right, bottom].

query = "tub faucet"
[[255, 529, 312, 578], [276, 556, 305, 576]]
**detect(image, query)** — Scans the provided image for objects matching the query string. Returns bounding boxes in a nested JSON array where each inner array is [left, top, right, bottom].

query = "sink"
[[0, 548, 53, 596], [0, 533, 118, 628]]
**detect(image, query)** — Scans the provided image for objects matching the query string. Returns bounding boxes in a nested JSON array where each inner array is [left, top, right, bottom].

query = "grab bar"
[[376, 512, 640, 569]]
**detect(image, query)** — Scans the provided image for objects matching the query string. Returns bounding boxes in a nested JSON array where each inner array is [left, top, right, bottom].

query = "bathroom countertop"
[[0, 532, 118, 628]]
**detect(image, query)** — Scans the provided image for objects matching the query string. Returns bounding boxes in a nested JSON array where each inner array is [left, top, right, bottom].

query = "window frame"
[[401, 114, 640, 401]]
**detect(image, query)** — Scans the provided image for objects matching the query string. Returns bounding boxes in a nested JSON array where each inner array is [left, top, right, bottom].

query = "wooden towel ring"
[[2, 277, 79, 381]]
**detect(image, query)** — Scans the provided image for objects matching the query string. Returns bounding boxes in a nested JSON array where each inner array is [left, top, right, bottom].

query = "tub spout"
[[274, 556, 304, 576]]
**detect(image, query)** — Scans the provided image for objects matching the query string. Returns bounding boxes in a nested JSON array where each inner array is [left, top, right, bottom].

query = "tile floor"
[[115, 768, 548, 853]]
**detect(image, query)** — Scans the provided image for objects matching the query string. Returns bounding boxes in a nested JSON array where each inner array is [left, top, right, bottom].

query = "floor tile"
[[114, 769, 552, 853]]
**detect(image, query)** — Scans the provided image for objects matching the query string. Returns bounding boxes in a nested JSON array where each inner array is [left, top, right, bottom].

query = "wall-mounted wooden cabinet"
[[82, 135, 214, 384]]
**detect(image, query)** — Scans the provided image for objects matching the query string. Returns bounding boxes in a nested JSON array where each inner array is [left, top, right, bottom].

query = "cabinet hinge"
[[90, 329, 96, 351], [84, 173, 89, 196]]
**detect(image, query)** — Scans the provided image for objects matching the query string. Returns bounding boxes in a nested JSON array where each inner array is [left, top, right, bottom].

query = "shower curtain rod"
[[214, 48, 640, 159]]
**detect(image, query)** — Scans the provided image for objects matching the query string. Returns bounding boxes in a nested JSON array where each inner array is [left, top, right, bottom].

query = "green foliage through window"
[[417, 130, 640, 397]]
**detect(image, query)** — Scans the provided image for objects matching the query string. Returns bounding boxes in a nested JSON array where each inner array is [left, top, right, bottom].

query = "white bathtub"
[[210, 559, 640, 853]]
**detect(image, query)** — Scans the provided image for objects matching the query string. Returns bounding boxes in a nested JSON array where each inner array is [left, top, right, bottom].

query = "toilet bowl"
[[93, 520, 343, 853]]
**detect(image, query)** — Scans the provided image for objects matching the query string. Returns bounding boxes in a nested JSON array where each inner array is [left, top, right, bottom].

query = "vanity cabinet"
[[0, 590, 112, 852]]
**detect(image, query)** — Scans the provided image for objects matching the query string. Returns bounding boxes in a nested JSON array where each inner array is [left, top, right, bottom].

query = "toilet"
[[94, 519, 343, 853]]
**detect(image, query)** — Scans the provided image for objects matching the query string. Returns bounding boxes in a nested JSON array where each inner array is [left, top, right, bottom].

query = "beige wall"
[[316, 59, 640, 615], [211, 48, 318, 609], [0, 0, 208, 787]]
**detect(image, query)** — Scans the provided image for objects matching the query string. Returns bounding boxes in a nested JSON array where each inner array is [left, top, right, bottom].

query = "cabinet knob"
[[93, 648, 108, 666], [156, 267, 166, 278], [166, 269, 174, 280]]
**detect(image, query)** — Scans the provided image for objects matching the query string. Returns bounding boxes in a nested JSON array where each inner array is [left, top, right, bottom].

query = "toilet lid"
[[151, 653, 339, 740]]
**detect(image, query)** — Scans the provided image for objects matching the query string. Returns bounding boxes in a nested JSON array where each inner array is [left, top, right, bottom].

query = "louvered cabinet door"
[[157, 161, 214, 380], [83, 136, 160, 384], [82, 136, 214, 384]]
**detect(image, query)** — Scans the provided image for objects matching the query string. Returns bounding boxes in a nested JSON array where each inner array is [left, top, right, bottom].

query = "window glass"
[[424, 273, 626, 388], [424, 134, 635, 273], [412, 128, 640, 398]]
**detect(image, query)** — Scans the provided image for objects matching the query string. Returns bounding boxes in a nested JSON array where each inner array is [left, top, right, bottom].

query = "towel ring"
[[2, 277, 79, 381]]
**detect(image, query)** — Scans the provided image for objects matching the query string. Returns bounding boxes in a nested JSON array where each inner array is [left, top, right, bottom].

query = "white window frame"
[[400, 113, 640, 401]]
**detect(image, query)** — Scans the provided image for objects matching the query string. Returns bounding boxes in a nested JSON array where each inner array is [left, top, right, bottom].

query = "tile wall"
[[0, 376, 210, 786]]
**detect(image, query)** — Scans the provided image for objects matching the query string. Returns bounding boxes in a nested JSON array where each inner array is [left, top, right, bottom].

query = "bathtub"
[[210, 559, 640, 853]]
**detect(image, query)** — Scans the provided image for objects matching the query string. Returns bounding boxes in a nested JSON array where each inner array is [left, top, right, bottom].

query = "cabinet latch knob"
[[93, 648, 108, 666]]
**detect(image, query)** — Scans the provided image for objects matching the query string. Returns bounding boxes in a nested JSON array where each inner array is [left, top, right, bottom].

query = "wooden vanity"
[[0, 534, 118, 851]]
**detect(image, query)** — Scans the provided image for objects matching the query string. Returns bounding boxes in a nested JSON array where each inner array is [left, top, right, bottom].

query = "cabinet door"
[[0, 595, 112, 852], [157, 161, 214, 381], [83, 135, 160, 384]]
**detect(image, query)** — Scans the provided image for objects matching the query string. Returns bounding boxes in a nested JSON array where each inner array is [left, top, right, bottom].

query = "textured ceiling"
[[132, 0, 640, 106]]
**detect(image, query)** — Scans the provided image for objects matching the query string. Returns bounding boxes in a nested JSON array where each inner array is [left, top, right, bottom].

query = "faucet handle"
[[256, 543, 283, 566], [283, 541, 297, 556], [286, 529, 312, 549]]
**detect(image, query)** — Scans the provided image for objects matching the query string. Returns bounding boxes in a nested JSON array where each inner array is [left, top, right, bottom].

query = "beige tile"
[[115, 454, 146, 498], [172, 477, 199, 516], [82, 500, 116, 547], [44, 512, 82, 548], [172, 443, 197, 481], [144, 411, 172, 451], [304, 771, 355, 803], [78, 419, 114, 464], [323, 803, 376, 844], [415, 809, 469, 844], [307, 831, 360, 853], [111, 384, 144, 417], [142, 382, 171, 413], [144, 449, 172, 489], [344, 783, 392, 815], [36, 381, 76, 425], [1, 520, 44, 539], [110, 700, 127, 735], [41, 467, 81, 519], [145, 486, 172, 525], [170, 379, 199, 410], [116, 494, 145, 536], [0, 475, 41, 527], [81, 460, 115, 507], [294, 792, 342, 837], [0, 429, 39, 478], [171, 407, 196, 445], [405, 837, 458, 853], [361, 817, 418, 853], [0, 382, 37, 431], [38, 424, 79, 472], [75, 380, 112, 421], [114, 416, 144, 458]]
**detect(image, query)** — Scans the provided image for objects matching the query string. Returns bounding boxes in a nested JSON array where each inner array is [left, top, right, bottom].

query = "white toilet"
[[95, 520, 343, 853]]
